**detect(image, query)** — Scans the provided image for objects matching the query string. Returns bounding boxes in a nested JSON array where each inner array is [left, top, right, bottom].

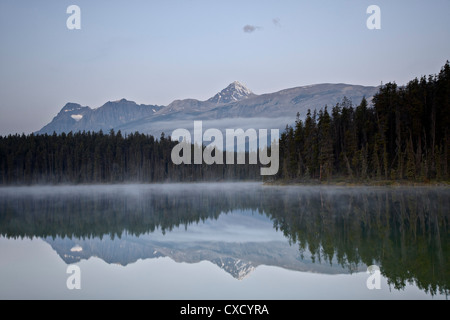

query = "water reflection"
[[0, 183, 448, 295]]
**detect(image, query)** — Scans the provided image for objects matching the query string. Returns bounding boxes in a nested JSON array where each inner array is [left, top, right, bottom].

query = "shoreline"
[[263, 179, 450, 187], [0, 179, 449, 188]]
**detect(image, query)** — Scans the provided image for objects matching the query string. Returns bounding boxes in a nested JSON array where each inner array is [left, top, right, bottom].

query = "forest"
[[0, 62, 449, 184], [276, 62, 450, 183], [0, 131, 261, 184]]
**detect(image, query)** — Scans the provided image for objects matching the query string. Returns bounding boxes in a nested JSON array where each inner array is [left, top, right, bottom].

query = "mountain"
[[37, 99, 163, 135], [37, 82, 379, 136], [207, 81, 255, 104], [201, 83, 377, 118], [79, 99, 163, 132], [114, 83, 379, 138], [38, 103, 91, 135]]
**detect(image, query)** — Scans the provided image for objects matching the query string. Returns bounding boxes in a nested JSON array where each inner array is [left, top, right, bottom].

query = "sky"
[[0, 0, 449, 136]]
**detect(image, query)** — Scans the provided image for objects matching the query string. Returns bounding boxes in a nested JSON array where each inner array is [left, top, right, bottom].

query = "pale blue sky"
[[1, 0, 449, 135]]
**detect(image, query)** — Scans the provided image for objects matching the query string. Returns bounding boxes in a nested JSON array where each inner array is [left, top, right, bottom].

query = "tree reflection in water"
[[0, 184, 448, 295]]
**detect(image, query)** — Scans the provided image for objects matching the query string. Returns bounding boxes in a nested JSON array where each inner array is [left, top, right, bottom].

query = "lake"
[[0, 183, 448, 300]]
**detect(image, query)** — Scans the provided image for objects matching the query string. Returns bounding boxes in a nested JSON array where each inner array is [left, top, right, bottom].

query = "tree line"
[[275, 61, 450, 182], [0, 130, 262, 184]]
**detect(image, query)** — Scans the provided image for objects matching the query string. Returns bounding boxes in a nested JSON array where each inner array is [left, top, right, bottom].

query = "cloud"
[[243, 25, 261, 33], [272, 18, 281, 27], [243, 19, 279, 34]]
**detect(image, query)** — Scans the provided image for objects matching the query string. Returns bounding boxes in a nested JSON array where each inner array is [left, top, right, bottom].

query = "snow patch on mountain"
[[71, 115, 83, 122]]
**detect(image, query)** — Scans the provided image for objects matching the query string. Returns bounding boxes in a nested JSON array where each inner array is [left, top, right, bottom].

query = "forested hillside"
[[275, 62, 450, 183]]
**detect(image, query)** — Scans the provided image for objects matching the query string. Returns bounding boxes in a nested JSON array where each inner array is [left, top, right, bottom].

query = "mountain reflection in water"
[[0, 183, 448, 296]]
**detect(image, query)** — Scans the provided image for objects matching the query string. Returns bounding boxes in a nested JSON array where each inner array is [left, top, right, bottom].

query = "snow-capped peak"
[[58, 103, 91, 117], [61, 103, 83, 113], [208, 81, 254, 104], [230, 81, 252, 93]]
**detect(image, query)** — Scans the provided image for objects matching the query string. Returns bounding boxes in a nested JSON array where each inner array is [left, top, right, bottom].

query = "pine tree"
[[406, 136, 416, 181], [318, 107, 333, 181]]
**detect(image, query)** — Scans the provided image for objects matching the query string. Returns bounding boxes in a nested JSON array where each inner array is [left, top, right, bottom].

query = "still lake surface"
[[0, 183, 448, 300]]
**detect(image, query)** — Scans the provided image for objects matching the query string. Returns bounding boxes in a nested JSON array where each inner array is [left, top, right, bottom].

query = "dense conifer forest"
[[0, 131, 261, 184], [276, 62, 450, 183]]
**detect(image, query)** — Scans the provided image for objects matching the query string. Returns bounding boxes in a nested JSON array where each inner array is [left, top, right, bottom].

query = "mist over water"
[[0, 183, 448, 299]]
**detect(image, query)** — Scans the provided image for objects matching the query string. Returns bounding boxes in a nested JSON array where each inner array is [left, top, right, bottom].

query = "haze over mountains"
[[37, 82, 379, 137]]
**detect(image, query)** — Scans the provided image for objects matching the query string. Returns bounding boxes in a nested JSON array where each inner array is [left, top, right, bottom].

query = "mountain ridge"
[[36, 82, 379, 136]]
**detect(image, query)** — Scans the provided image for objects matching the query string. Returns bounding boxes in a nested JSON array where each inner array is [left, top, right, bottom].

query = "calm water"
[[0, 183, 448, 300]]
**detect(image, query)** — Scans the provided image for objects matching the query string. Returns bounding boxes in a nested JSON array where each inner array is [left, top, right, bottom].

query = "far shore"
[[0, 179, 449, 188], [263, 179, 450, 187]]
